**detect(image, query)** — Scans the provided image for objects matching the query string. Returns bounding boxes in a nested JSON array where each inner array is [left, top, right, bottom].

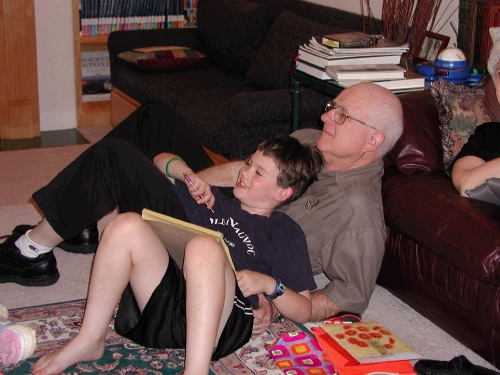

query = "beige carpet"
[[0, 125, 497, 371]]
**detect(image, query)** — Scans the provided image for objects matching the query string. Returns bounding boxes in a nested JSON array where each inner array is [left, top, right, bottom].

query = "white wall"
[[32, 0, 459, 132], [34, 0, 77, 131]]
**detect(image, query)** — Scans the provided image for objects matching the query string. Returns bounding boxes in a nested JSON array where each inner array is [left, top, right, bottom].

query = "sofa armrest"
[[227, 87, 327, 158], [107, 28, 198, 62]]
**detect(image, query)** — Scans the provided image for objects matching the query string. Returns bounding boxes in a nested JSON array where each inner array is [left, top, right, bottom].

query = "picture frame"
[[414, 31, 450, 62]]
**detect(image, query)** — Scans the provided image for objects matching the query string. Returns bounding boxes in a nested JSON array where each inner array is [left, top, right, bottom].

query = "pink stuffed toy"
[[0, 304, 37, 365]]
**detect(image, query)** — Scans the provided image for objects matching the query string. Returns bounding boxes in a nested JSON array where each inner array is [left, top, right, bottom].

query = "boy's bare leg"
[[33, 213, 170, 375], [183, 236, 236, 375]]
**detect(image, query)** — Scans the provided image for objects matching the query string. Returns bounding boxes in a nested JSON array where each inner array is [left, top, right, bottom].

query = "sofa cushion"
[[195, 0, 273, 78], [245, 11, 343, 90], [431, 79, 491, 172], [383, 167, 500, 285], [387, 90, 444, 175], [117, 46, 206, 71]]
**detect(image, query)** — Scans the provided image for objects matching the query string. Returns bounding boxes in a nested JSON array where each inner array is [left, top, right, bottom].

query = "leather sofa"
[[379, 88, 500, 367], [107, 0, 381, 159]]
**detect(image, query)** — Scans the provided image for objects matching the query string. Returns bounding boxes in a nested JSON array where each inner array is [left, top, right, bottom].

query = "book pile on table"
[[295, 32, 424, 92]]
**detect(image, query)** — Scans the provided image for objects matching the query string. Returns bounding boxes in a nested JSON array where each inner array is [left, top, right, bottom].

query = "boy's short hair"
[[257, 134, 323, 204]]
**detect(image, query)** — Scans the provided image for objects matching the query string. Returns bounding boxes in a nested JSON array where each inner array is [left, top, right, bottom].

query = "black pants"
[[32, 101, 214, 240]]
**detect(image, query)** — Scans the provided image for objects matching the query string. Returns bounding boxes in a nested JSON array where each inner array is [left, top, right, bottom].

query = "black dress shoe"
[[0, 227, 60, 286], [414, 355, 500, 375], [13, 223, 99, 254], [55, 223, 99, 254]]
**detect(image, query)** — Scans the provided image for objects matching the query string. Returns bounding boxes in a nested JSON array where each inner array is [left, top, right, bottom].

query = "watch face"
[[278, 282, 286, 294]]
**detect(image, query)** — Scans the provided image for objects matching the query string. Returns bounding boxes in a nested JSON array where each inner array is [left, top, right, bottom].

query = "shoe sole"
[[55, 243, 98, 254], [0, 271, 60, 287]]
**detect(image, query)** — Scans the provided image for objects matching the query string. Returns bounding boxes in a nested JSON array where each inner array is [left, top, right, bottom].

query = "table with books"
[[291, 32, 425, 131]]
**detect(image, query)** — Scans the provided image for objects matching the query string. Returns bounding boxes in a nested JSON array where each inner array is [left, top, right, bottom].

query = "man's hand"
[[198, 161, 244, 187], [251, 294, 273, 336]]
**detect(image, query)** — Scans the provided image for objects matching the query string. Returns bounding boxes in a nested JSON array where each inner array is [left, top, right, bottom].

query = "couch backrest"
[[195, 0, 274, 78], [196, 0, 381, 88], [385, 89, 445, 175]]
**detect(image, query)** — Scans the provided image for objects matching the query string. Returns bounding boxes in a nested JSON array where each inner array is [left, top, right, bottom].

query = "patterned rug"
[[0, 299, 304, 374]]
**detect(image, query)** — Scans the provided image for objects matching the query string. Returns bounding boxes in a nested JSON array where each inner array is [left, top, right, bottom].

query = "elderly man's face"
[[317, 91, 374, 164]]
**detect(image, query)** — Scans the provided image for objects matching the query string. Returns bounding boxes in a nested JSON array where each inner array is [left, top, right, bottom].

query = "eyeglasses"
[[324, 100, 379, 131]]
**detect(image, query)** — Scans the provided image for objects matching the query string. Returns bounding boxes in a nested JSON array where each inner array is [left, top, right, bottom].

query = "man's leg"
[[0, 138, 185, 285], [33, 213, 170, 375], [183, 236, 235, 375], [105, 100, 214, 170]]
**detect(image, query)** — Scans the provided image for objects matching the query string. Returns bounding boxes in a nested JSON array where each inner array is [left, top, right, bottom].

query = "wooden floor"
[[0, 129, 90, 151]]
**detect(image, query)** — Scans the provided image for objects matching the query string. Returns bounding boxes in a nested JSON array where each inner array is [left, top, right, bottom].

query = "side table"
[[291, 69, 343, 132]]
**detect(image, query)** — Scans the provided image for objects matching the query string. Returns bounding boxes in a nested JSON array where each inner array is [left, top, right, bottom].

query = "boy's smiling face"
[[233, 150, 289, 216]]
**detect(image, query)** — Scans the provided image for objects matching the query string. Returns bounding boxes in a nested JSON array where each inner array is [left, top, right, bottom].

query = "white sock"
[[15, 230, 53, 258]]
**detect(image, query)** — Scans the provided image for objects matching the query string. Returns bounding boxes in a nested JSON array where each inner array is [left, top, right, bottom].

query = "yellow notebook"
[[141, 208, 235, 271]]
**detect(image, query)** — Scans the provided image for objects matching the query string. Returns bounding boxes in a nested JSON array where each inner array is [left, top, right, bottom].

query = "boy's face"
[[233, 150, 284, 215]]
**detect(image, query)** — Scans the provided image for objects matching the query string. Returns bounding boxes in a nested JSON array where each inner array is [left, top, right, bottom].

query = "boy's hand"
[[236, 270, 275, 297], [251, 294, 272, 336], [183, 172, 215, 209]]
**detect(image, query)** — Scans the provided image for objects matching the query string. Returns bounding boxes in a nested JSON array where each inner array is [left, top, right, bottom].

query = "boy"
[[33, 135, 323, 375]]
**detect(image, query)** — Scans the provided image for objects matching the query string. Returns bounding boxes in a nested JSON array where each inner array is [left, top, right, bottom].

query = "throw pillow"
[[244, 11, 341, 90], [117, 46, 206, 71], [431, 79, 491, 171], [195, 0, 273, 78]]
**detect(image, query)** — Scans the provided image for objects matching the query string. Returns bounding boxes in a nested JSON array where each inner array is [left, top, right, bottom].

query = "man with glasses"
[[205, 82, 403, 329], [1, 82, 403, 331]]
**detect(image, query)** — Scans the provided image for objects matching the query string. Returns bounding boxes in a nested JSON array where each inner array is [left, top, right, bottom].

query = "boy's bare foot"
[[33, 336, 105, 375]]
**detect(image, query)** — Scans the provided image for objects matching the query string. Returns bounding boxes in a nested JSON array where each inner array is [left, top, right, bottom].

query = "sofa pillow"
[[387, 89, 444, 175], [485, 76, 500, 121], [431, 79, 491, 171], [118, 46, 206, 71], [195, 0, 273, 77], [245, 11, 341, 90]]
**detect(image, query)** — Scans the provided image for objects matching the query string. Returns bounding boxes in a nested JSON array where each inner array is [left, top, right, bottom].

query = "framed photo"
[[414, 31, 450, 62]]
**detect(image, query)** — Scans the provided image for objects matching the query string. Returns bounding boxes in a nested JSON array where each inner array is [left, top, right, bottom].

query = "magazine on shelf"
[[322, 31, 377, 48], [326, 64, 406, 81], [81, 50, 112, 102], [295, 60, 331, 80], [336, 72, 425, 91], [307, 37, 409, 57], [297, 47, 402, 67]]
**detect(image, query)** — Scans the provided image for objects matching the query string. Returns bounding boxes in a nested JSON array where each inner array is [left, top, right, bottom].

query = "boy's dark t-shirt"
[[173, 181, 317, 308]]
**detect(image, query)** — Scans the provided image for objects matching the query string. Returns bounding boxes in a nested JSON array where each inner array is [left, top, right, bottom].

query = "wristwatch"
[[266, 278, 286, 301]]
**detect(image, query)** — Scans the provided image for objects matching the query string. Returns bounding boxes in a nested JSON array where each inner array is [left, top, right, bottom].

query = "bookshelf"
[[72, 0, 110, 127], [72, 0, 199, 128]]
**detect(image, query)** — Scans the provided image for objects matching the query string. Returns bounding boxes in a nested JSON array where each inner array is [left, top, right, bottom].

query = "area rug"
[[0, 299, 304, 374]]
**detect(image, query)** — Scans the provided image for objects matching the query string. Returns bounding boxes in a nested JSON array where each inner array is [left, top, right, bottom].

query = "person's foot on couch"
[[414, 355, 500, 375], [0, 226, 60, 287]]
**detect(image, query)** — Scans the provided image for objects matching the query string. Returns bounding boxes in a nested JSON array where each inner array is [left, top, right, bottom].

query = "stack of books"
[[295, 32, 424, 92]]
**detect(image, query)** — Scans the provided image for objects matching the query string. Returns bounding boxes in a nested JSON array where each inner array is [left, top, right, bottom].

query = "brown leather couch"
[[378, 88, 500, 367]]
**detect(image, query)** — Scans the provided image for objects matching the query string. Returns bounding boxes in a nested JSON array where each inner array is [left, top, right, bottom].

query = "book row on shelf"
[[458, 0, 500, 67], [79, 0, 198, 37], [294, 33, 426, 93]]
